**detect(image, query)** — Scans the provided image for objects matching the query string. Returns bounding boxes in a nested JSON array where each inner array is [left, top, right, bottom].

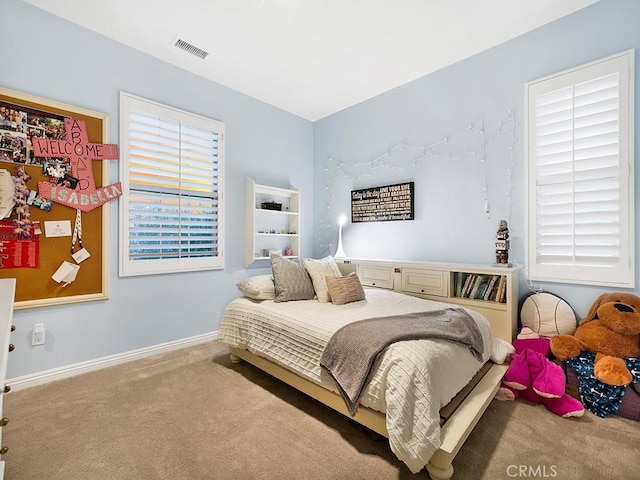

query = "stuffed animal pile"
[[496, 327, 584, 418], [550, 292, 640, 387]]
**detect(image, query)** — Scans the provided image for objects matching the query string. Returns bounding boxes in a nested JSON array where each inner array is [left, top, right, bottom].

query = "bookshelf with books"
[[448, 265, 518, 341], [455, 272, 508, 304]]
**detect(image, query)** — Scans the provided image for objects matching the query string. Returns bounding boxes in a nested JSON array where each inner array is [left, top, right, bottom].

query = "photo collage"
[[0, 100, 74, 211]]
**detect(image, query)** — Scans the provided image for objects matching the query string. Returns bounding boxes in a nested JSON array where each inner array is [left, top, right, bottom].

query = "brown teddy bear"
[[550, 292, 640, 386]]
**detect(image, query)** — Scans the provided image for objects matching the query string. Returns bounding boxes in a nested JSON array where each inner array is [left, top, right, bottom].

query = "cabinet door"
[[357, 264, 393, 289], [401, 268, 448, 297]]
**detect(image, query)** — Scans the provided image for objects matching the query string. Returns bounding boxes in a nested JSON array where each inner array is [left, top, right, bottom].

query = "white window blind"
[[119, 93, 224, 276], [526, 50, 634, 287]]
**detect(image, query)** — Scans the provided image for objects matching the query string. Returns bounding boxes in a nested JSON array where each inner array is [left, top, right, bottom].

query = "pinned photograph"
[[26, 189, 53, 211], [43, 160, 70, 179], [58, 174, 79, 189]]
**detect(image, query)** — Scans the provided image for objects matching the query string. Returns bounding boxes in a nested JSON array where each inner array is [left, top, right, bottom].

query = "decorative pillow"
[[303, 256, 342, 303], [519, 291, 578, 337], [271, 255, 315, 303], [325, 272, 366, 305], [236, 275, 275, 301]]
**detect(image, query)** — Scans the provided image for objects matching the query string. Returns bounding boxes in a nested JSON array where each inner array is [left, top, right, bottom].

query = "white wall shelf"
[[245, 177, 300, 267]]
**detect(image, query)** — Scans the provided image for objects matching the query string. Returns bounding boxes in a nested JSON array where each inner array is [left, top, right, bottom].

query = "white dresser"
[[0, 278, 16, 479]]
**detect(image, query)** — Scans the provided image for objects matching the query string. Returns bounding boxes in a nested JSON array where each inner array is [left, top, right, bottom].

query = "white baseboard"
[[6, 331, 219, 392]]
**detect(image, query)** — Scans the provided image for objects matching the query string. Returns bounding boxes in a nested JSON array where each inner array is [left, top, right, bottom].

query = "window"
[[119, 93, 224, 276], [526, 50, 634, 287]]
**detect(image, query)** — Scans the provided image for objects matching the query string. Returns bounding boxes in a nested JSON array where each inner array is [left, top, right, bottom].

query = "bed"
[[219, 260, 513, 480]]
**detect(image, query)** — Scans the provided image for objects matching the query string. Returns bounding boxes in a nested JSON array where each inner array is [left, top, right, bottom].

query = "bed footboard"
[[426, 362, 507, 479]]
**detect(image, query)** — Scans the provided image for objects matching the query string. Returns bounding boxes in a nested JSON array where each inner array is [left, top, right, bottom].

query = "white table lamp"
[[334, 215, 347, 259]]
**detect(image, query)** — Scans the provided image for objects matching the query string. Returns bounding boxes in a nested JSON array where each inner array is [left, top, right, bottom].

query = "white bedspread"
[[218, 288, 494, 473]]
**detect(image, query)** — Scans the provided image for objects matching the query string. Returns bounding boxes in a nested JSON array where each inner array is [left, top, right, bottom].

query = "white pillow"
[[236, 275, 275, 301], [491, 337, 515, 364], [303, 256, 342, 303]]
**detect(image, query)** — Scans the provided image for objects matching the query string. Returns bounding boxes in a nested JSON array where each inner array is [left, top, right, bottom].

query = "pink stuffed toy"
[[496, 327, 584, 418]]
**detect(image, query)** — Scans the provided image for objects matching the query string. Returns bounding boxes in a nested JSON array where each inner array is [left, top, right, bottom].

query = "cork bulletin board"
[[0, 87, 110, 309], [351, 182, 415, 223]]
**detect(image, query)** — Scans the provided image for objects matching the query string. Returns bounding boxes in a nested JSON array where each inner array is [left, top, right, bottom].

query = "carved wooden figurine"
[[495, 220, 510, 265]]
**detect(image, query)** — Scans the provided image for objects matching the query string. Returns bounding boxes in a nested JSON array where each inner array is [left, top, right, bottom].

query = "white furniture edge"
[[0, 278, 16, 477], [6, 331, 218, 392]]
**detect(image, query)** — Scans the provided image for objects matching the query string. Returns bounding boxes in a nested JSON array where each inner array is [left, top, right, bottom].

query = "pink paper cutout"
[[32, 118, 122, 212]]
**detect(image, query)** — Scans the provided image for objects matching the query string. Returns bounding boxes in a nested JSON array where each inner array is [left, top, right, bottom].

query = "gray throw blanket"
[[320, 308, 484, 416]]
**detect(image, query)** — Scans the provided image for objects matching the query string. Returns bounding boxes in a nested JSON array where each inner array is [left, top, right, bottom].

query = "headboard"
[[338, 258, 519, 343]]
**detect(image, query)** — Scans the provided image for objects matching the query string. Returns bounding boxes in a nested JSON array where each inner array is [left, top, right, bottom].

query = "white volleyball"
[[519, 292, 577, 337]]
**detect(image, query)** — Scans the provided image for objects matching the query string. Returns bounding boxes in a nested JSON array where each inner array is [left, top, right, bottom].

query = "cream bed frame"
[[231, 347, 505, 480], [229, 260, 518, 480]]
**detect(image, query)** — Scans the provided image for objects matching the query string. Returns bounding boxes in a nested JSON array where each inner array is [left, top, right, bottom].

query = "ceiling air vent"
[[173, 38, 209, 60]]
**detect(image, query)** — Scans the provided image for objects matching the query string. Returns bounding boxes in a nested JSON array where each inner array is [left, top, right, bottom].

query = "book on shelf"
[[483, 275, 500, 300], [495, 275, 507, 303], [460, 274, 475, 297], [501, 277, 508, 302], [488, 277, 500, 301], [455, 272, 467, 297], [475, 275, 491, 299], [468, 275, 484, 298]]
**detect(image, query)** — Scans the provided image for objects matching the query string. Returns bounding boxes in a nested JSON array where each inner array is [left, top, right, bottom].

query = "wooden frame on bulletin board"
[[0, 87, 109, 309]]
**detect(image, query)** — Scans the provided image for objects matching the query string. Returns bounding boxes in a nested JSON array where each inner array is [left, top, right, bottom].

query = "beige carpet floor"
[[3, 340, 638, 480]]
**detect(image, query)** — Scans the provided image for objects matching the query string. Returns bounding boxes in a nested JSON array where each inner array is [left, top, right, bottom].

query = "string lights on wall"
[[318, 110, 517, 255]]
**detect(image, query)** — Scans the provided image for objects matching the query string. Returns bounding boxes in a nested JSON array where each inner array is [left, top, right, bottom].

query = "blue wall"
[[1, 0, 313, 378], [313, 0, 640, 318]]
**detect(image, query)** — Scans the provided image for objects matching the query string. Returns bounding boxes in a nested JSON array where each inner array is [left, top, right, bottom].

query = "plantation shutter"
[[526, 50, 633, 287], [120, 93, 225, 276]]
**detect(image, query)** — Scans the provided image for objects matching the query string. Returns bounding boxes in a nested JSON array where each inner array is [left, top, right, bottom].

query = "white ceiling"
[[22, 0, 598, 121]]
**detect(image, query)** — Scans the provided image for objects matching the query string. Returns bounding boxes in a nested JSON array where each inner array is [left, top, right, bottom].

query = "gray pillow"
[[271, 255, 315, 302]]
